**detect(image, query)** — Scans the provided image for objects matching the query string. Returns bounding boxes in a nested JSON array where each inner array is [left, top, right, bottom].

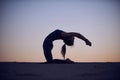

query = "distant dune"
[[0, 62, 120, 80]]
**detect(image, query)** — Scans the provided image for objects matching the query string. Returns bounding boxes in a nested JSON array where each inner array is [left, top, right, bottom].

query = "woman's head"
[[61, 34, 75, 59], [63, 37, 75, 46]]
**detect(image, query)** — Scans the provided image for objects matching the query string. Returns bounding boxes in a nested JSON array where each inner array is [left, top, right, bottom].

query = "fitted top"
[[43, 29, 64, 48]]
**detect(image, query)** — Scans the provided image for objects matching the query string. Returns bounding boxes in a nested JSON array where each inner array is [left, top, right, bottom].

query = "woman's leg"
[[43, 49, 53, 63], [43, 44, 53, 63]]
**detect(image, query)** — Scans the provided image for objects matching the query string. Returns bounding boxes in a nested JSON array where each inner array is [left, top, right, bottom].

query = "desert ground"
[[0, 61, 120, 80]]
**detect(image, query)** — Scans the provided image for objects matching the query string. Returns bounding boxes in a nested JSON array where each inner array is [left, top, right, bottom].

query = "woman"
[[43, 29, 92, 63]]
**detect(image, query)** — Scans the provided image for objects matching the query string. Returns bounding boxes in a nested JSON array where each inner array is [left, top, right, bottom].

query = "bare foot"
[[66, 58, 74, 63]]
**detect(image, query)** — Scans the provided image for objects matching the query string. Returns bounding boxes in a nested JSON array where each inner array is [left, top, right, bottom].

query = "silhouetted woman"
[[43, 29, 92, 63]]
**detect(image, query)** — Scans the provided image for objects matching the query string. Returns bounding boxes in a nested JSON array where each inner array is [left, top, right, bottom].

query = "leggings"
[[43, 43, 53, 62]]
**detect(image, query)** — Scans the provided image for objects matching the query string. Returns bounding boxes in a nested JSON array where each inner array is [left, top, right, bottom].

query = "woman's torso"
[[43, 29, 64, 48]]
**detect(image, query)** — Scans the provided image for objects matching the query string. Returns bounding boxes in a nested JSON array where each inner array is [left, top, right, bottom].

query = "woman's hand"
[[85, 39, 92, 46]]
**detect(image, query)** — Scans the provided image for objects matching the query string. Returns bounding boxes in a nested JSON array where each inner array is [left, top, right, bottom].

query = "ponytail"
[[61, 44, 66, 59]]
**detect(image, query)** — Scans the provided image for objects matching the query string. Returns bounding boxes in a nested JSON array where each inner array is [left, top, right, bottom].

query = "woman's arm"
[[70, 32, 92, 46], [62, 32, 92, 46], [69, 32, 87, 41]]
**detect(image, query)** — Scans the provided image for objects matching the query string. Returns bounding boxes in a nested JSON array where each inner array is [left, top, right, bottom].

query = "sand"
[[0, 62, 120, 80]]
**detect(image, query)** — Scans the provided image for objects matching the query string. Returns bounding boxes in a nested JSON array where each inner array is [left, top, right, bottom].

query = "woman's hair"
[[61, 44, 66, 59]]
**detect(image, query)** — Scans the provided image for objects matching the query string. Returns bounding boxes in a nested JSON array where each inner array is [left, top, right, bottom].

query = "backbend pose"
[[43, 29, 92, 63]]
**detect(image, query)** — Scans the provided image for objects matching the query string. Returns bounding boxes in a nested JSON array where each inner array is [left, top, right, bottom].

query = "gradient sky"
[[0, 0, 120, 62]]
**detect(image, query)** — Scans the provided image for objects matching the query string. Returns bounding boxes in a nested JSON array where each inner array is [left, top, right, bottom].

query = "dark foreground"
[[0, 62, 120, 80]]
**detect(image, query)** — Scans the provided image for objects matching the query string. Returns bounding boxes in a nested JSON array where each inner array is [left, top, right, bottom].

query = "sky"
[[0, 0, 120, 62]]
